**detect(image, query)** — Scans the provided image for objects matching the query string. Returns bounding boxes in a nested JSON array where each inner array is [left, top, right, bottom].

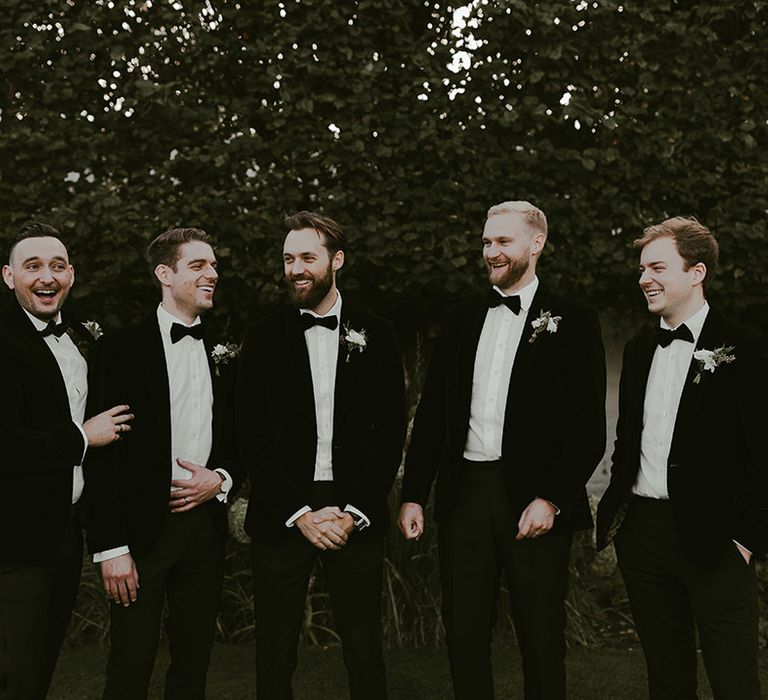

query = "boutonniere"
[[529, 309, 561, 344], [692, 345, 735, 384], [211, 342, 240, 375], [340, 323, 367, 363], [82, 320, 103, 340]]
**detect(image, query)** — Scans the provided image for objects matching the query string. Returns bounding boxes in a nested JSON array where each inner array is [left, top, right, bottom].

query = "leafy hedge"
[[1, 0, 766, 336]]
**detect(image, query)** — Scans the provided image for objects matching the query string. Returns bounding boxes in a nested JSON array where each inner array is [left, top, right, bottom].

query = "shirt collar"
[[660, 301, 709, 343], [300, 289, 342, 320], [23, 307, 61, 332], [157, 303, 201, 339], [493, 276, 539, 314]]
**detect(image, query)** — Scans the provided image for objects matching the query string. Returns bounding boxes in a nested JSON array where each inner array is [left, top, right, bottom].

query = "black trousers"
[[0, 508, 82, 700], [439, 462, 573, 700], [103, 506, 225, 700], [251, 484, 387, 700], [615, 496, 761, 700]]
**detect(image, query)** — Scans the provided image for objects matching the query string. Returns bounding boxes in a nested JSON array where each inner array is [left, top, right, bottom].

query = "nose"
[[290, 260, 306, 276], [639, 269, 652, 286], [39, 266, 55, 283], [205, 265, 218, 280]]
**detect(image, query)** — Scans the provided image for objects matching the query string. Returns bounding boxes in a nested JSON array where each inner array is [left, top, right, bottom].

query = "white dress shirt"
[[93, 304, 232, 563], [285, 291, 369, 529], [464, 277, 539, 461], [25, 309, 88, 503], [633, 302, 709, 498]]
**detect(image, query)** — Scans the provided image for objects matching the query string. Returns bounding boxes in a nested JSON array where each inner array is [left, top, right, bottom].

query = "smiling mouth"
[[198, 285, 215, 293], [33, 289, 59, 299], [645, 289, 663, 298]]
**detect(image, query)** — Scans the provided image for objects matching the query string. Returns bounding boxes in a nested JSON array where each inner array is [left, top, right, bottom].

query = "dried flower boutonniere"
[[692, 345, 735, 384], [529, 310, 561, 344]]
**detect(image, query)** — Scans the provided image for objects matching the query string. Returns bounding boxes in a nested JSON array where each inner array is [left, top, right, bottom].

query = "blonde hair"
[[487, 200, 547, 236]]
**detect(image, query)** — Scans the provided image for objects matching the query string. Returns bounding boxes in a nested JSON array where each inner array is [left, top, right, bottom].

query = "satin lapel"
[[455, 298, 489, 428], [2, 302, 71, 414], [139, 314, 172, 431], [285, 308, 316, 424], [503, 288, 548, 420], [333, 306, 352, 437], [626, 328, 658, 444], [672, 311, 723, 445]]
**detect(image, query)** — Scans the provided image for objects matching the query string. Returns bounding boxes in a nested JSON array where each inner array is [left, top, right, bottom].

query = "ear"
[[2, 265, 14, 290], [690, 261, 707, 286], [531, 231, 547, 257], [331, 250, 345, 272], [69, 265, 75, 288], [154, 264, 172, 288]]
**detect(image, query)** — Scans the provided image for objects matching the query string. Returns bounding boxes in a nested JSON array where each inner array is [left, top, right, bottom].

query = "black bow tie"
[[656, 324, 694, 348], [300, 313, 339, 331], [487, 289, 521, 315], [40, 320, 69, 338], [170, 323, 204, 344]]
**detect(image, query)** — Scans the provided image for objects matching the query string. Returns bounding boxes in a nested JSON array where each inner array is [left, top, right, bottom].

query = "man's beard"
[[486, 254, 530, 290], [285, 262, 334, 310]]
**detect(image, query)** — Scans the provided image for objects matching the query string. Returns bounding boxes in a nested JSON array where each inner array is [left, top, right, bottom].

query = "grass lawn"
[[49, 642, 768, 699]]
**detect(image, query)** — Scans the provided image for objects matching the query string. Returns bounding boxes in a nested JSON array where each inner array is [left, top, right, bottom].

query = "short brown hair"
[[145, 227, 212, 273], [284, 211, 345, 255], [634, 216, 718, 291], [487, 201, 548, 237], [7, 222, 64, 262]]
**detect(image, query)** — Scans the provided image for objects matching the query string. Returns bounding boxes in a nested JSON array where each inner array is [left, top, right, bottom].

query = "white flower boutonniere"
[[340, 323, 367, 363], [211, 342, 240, 375], [529, 310, 561, 344], [82, 320, 103, 340], [692, 345, 735, 384]]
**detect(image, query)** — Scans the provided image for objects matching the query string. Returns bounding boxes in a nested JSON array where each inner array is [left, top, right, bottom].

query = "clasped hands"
[[296, 506, 356, 551]]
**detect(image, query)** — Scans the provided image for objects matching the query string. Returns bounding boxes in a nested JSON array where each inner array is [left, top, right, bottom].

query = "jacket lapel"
[[333, 306, 352, 436], [285, 307, 317, 425], [671, 309, 724, 445], [139, 314, 172, 431], [455, 297, 489, 432]]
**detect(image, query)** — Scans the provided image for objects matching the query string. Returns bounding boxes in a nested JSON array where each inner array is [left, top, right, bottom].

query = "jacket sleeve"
[[83, 334, 130, 553], [535, 308, 607, 515], [344, 320, 407, 518], [401, 322, 449, 506]]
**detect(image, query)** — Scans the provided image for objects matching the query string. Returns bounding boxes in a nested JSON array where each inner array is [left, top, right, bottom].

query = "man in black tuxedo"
[[597, 216, 768, 699], [85, 227, 241, 699], [238, 211, 406, 699], [0, 223, 132, 699], [399, 201, 606, 700]]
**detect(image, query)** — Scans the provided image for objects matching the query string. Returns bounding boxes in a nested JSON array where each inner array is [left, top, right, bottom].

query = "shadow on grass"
[[52, 642, 768, 699]]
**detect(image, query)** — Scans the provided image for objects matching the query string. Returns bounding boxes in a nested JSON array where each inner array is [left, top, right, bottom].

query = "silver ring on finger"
[[184, 496, 189, 504]]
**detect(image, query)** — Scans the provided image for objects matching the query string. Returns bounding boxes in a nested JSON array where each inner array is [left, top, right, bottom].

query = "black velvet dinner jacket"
[[237, 303, 407, 539], [596, 308, 768, 567], [0, 301, 93, 564], [402, 285, 607, 534], [84, 312, 241, 557]]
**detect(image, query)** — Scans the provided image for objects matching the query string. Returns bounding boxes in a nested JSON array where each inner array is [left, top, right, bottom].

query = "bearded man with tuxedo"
[[238, 211, 406, 699], [399, 201, 606, 700], [0, 223, 132, 699]]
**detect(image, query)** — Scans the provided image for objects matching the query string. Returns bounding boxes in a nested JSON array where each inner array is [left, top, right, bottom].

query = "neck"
[[662, 296, 706, 328], [161, 300, 198, 326], [499, 270, 536, 296], [309, 287, 338, 316]]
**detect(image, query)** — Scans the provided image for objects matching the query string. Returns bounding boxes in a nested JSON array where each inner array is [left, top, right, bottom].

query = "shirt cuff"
[[213, 468, 232, 503], [286, 506, 311, 528], [74, 421, 88, 464], [93, 546, 130, 563], [537, 497, 561, 516], [344, 504, 370, 530], [733, 539, 752, 555]]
